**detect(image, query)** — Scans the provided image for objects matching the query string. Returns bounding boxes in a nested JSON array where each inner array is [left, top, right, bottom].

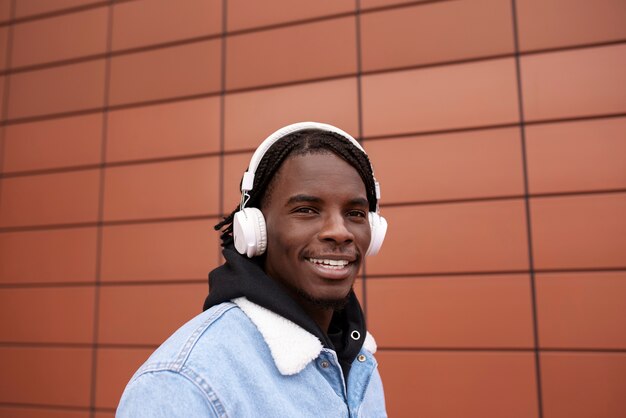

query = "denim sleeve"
[[116, 370, 223, 418]]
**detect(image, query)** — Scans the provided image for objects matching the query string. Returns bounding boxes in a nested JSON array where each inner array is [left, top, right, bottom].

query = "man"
[[117, 122, 388, 417]]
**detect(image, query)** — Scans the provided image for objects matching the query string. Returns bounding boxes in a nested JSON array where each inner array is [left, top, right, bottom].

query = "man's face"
[[262, 152, 371, 307]]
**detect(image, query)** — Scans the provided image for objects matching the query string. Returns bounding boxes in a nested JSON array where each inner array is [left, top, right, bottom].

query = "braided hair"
[[215, 129, 378, 246]]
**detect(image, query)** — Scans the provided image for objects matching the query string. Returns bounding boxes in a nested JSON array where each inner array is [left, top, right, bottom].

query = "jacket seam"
[[180, 366, 229, 418], [130, 369, 228, 418], [132, 303, 237, 378], [355, 361, 379, 417], [173, 303, 236, 371]]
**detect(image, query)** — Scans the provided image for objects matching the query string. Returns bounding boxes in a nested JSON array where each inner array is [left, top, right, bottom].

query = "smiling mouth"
[[306, 258, 351, 269], [304, 257, 360, 282]]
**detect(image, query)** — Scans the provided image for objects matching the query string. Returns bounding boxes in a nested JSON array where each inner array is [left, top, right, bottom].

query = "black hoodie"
[[203, 245, 367, 381]]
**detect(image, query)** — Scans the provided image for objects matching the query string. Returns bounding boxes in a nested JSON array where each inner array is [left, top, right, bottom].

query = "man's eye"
[[294, 207, 316, 214], [348, 210, 367, 218]]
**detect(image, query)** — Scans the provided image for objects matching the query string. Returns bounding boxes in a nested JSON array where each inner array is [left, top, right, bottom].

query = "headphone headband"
[[241, 122, 368, 193], [233, 121, 387, 257]]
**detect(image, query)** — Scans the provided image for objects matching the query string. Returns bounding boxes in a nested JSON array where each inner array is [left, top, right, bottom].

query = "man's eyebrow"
[[285, 195, 369, 207], [285, 194, 323, 206], [347, 197, 369, 207]]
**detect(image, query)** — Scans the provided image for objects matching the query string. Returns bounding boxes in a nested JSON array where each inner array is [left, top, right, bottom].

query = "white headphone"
[[232, 122, 387, 258]]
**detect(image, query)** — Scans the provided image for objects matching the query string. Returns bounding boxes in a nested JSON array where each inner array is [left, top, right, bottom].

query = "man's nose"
[[318, 212, 354, 244]]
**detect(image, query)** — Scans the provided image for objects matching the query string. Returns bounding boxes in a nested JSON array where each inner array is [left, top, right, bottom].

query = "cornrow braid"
[[214, 129, 377, 247]]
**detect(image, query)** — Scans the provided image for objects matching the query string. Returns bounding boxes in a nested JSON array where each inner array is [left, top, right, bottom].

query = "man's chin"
[[293, 287, 352, 310]]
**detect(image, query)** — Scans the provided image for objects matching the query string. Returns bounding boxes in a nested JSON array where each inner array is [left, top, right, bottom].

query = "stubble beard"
[[290, 284, 353, 311]]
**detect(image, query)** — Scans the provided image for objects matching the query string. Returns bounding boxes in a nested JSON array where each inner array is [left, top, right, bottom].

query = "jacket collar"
[[233, 297, 377, 376]]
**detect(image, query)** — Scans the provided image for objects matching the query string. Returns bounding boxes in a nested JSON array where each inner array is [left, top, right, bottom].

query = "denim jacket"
[[116, 297, 387, 417]]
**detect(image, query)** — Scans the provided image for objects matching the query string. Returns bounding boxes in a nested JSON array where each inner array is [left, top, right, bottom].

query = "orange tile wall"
[[0, 1, 625, 417]]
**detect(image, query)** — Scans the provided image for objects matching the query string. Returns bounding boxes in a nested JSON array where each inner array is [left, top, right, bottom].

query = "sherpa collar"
[[233, 297, 377, 375]]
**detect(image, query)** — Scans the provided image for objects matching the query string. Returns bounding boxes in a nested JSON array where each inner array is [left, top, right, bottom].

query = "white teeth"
[[308, 258, 349, 268]]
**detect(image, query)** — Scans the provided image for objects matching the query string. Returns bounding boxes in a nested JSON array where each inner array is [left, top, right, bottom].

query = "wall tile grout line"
[[0, 341, 160, 349], [0, 38, 624, 123], [0, 154, 225, 179], [365, 266, 626, 279], [510, 1, 544, 417], [16, 0, 622, 67], [0, 0, 129, 27], [216, 0, 228, 269], [0, 402, 118, 414], [0, 0, 452, 38], [0, 74, 626, 129], [88, 2, 114, 417], [1, 188, 625, 234], [0, 214, 224, 232], [354, 0, 369, 321], [1, 33, 623, 84], [0, 402, 97, 412], [2, 339, 626, 353], [0, 0, 16, 229], [2, 31, 624, 86], [0, 0, 455, 28], [1, 101, 624, 152], [376, 347, 626, 353], [0, 278, 210, 289], [3, 267, 625, 289], [2, 111, 625, 179]]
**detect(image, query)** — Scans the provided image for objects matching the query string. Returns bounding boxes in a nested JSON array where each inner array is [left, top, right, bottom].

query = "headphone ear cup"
[[233, 208, 267, 258], [366, 212, 387, 256], [254, 209, 267, 255]]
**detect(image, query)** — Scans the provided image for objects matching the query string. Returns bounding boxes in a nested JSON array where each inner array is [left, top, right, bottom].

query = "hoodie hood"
[[203, 245, 367, 377]]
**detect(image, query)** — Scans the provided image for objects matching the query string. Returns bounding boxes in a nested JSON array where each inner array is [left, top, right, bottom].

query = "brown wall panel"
[[368, 275, 534, 348], [14, 0, 101, 18], [102, 157, 219, 221], [377, 351, 538, 418], [361, 0, 514, 72], [3, 114, 103, 173], [0, 2, 623, 417], [541, 353, 626, 418], [353, 278, 363, 303], [526, 117, 626, 194], [11, 8, 108, 68], [522, 45, 626, 121], [517, 0, 626, 51], [97, 283, 206, 345], [0, 76, 5, 117], [95, 348, 153, 409], [0, 346, 92, 406], [367, 200, 529, 275], [227, 17, 356, 90], [537, 272, 626, 349], [224, 78, 358, 151], [107, 98, 220, 163], [531, 193, 626, 269], [364, 128, 524, 203], [0, 0, 10, 22], [109, 40, 221, 106], [361, 0, 423, 10], [8, 60, 106, 119], [223, 151, 253, 210], [0, 287, 94, 343], [362, 58, 519, 137], [0, 169, 100, 227], [0, 407, 88, 418], [112, 0, 222, 50], [228, 0, 353, 31], [0, 227, 97, 284], [0, 26, 8, 70], [100, 220, 219, 282]]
